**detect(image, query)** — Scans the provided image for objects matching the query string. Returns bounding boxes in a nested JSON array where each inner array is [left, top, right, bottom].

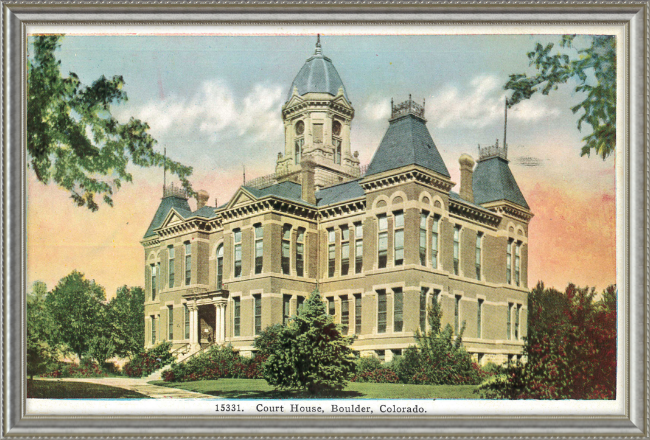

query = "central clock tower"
[[275, 37, 360, 189]]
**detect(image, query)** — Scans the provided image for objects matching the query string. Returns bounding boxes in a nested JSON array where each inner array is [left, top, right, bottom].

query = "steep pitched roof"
[[242, 181, 312, 206], [365, 114, 450, 178], [143, 196, 192, 239], [472, 156, 529, 209], [316, 179, 365, 206]]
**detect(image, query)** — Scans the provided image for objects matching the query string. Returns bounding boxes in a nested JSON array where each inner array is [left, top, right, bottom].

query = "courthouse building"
[[141, 38, 533, 364]]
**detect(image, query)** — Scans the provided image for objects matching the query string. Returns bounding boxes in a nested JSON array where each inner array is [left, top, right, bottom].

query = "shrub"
[[165, 345, 262, 382], [478, 283, 617, 399], [261, 289, 356, 394], [352, 368, 400, 384], [389, 347, 421, 384], [353, 356, 382, 376], [40, 359, 107, 378], [123, 341, 174, 377]]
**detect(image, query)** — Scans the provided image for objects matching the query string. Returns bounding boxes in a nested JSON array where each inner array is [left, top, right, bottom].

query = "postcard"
[[21, 23, 627, 425]]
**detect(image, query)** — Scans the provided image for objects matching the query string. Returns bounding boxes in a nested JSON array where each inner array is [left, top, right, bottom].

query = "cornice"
[[448, 198, 502, 228], [359, 166, 454, 194], [481, 200, 534, 223], [318, 198, 366, 220]]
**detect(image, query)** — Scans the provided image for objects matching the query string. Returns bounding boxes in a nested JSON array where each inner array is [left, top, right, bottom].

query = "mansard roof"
[[316, 179, 365, 206], [473, 156, 529, 210], [365, 114, 450, 179], [242, 181, 312, 206], [143, 195, 217, 239]]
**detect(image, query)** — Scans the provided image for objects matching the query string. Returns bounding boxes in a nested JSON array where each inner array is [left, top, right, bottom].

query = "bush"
[[40, 359, 107, 378], [478, 283, 617, 399], [165, 345, 262, 382], [389, 347, 421, 384], [352, 368, 400, 384], [261, 289, 355, 394], [123, 341, 174, 377], [353, 356, 382, 376]]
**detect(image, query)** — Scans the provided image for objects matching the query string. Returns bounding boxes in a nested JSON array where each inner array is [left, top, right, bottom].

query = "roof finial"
[[315, 34, 322, 55]]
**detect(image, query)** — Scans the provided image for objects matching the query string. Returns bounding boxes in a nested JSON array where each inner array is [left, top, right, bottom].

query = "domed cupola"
[[277, 35, 359, 188], [286, 35, 349, 102]]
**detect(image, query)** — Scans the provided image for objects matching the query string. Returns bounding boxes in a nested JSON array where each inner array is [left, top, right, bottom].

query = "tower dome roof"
[[286, 36, 348, 102]]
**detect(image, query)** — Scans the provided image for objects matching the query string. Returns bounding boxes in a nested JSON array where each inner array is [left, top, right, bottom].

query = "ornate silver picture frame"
[[3, 1, 647, 437]]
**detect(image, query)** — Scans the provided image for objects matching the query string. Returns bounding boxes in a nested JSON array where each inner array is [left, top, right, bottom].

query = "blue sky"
[[27, 33, 617, 296]]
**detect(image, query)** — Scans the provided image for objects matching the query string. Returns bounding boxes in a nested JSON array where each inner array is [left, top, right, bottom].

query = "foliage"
[[123, 342, 174, 377], [40, 359, 107, 378], [261, 289, 356, 394], [351, 367, 400, 384], [252, 323, 284, 359], [405, 300, 481, 385], [27, 35, 193, 211], [478, 282, 617, 399], [86, 335, 115, 366], [164, 345, 262, 382], [26, 281, 60, 378], [105, 286, 145, 358], [389, 347, 422, 384], [505, 35, 616, 159], [44, 271, 107, 360]]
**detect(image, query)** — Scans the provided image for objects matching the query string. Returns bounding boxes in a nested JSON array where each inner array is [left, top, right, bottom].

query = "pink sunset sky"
[[26, 34, 617, 298]]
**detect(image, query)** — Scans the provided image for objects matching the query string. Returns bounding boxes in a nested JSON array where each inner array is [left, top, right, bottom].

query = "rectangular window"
[[476, 232, 483, 280], [233, 229, 242, 278], [377, 290, 387, 333], [254, 294, 262, 336], [328, 229, 336, 277], [507, 239, 513, 284], [341, 296, 349, 335], [354, 293, 362, 334], [216, 246, 224, 290], [328, 297, 335, 316], [313, 123, 323, 143], [184, 304, 190, 339], [254, 224, 263, 274], [294, 138, 304, 165], [150, 264, 157, 301], [378, 215, 388, 269], [393, 288, 403, 332], [454, 295, 461, 335], [151, 315, 156, 345], [515, 242, 521, 286], [283, 294, 291, 325], [507, 302, 513, 340], [419, 287, 429, 331], [281, 224, 291, 275], [168, 245, 175, 288], [433, 289, 440, 306], [296, 228, 305, 277], [354, 223, 363, 274], [341, 226, 350, 276], [297, 296, 305, 313], [420, 212, 428, 266], [168, 306, 174, 340], [184, 242, 191, 285], [233, 297, 241, 337], [453, 226, 461, 276], [477, 299, 483, 339], [515, 304, 521, 339], [431, 216, 439, 269], [394, 211, 404, 266], [333, 138, 342, 164], [376, 350, 386, 362]]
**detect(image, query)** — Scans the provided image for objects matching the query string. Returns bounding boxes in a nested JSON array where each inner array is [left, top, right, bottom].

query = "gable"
[[226, 188, 257, 210]]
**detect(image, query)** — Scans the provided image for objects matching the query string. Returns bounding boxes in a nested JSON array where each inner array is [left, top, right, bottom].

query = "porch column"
[[214, 299, 227, 344], [190, 305, 200, 350], [214, 302, 221, 343], [220, 302, 226, 343]]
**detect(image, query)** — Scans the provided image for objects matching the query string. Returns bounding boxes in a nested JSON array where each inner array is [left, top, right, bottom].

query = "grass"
[[27, 380, 151, 399], [151, 379, 479, 399]]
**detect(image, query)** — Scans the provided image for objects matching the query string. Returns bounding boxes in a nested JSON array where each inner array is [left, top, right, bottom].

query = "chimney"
[[300, 156, 316, 205], [459, 154, 475, 203], [196, 189, 209, 209]]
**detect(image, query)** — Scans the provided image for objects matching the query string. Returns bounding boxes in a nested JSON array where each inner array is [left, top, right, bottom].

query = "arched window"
[[216, 244, 224, 289]]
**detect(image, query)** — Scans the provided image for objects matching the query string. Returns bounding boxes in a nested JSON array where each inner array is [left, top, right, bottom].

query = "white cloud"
[[362, 99, 391, 121], [121, 80, 284, 143], [426, 75, 561, 129]]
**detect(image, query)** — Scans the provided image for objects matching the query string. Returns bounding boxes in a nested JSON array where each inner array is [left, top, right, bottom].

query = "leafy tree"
[[106, 286, 145, 358], [261, 289, 356, 394], [86, 335, 115, 366], [45, 270, 107, 360], [478, 282, 617, 399], [404, 299, 480, 385], [505, 35, 616, 159], [27, 35, 194, 211], [26, 281, 59, 378]]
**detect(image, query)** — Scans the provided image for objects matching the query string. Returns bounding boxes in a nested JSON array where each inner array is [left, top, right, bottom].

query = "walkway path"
[[38, 377, 217, 399]]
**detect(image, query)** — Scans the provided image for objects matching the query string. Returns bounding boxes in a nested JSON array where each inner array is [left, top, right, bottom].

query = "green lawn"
[[27, 380, 150, 399], [151, 379, 478, 399]]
